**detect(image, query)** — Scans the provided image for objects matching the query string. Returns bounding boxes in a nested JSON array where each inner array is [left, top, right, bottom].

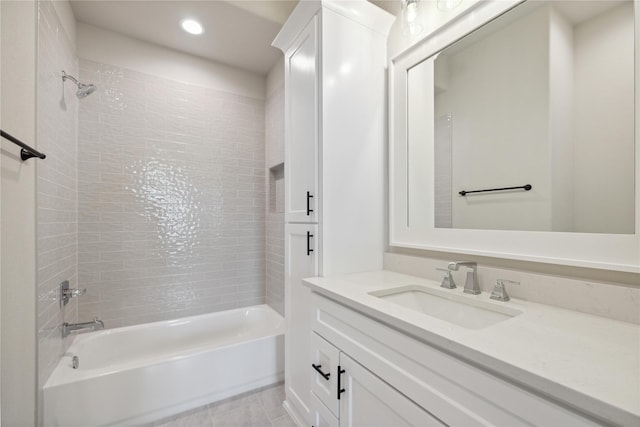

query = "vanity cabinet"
[[310, 291, 605, 427], [273, 1, 392, 424], [311, 332, 443, 427]]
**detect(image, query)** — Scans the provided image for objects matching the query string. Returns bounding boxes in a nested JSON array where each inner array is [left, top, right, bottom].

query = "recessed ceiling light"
[[180, 19, 204, 35]]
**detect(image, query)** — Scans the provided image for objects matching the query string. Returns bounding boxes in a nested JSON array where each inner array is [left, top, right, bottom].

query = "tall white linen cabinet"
[[272, 1, 393, 425]]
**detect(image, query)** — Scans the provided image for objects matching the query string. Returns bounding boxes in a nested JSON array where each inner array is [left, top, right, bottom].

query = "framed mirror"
[[389, 0, 639, 272]]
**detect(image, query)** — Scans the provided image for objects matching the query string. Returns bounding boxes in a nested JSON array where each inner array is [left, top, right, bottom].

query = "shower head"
[[76, 83, 96, 99], [62, 71, 96, 99]]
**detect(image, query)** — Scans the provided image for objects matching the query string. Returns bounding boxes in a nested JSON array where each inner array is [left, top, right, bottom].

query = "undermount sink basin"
[[369, 285, 522, 330]]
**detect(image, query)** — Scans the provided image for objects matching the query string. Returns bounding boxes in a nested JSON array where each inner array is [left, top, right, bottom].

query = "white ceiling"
[[70, 0, 401, 76]]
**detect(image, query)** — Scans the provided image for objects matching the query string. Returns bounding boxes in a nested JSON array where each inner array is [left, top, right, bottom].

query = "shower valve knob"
[[60, 280, 87, 308]]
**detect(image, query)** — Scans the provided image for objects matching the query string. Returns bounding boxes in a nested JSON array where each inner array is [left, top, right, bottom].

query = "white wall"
[[0, 1, 38, 425], [266, 58, 285, 167], [76, 23, 265, 100], [572, 2, 635, 234], [548, 6, 575, 231], [266, 55, 284, 97], [51, 0, 76, 50]]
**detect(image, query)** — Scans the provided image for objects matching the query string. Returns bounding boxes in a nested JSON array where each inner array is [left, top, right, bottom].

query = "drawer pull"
[[337, 366, 346, 399], [306, 191, 314, 216], [312, 363, 330, 380]]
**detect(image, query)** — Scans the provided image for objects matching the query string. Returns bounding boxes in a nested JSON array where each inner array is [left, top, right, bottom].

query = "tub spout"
[[62, 318, 104, 338]]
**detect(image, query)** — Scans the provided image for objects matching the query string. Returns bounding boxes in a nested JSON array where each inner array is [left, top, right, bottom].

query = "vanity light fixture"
[[402, 0, 423, 36], [180, 19, 204, 35]]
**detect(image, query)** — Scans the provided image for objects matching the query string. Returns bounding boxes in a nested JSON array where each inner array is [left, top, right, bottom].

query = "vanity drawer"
[[311, 293, 603, 427], [311, 332, 340, 417]]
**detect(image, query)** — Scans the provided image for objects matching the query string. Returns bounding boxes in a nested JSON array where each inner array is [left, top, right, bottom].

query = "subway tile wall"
[[77, 59, 266, 328], [265, 77, 285, 316], [36, 0, 79, 391]]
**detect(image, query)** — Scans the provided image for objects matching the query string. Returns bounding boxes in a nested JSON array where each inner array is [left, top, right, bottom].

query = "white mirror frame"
[[389, 0, 640, 273]]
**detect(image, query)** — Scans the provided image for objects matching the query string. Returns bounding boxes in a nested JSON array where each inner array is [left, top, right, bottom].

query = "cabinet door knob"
[[312, 363, 330, 380], [337, 366, 346, 399], [306, 191, 314, 216], [306, 231, 314, 256]]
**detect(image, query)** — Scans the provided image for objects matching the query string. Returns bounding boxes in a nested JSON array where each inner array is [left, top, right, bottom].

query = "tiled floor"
[[150, 383, 296, 427]]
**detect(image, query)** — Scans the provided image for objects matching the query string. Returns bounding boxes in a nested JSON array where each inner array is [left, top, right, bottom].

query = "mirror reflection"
[[417, 0, 634, 233]]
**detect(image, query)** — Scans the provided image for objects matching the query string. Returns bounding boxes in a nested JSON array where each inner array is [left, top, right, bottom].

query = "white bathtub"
[[43, 304, 284, 427]]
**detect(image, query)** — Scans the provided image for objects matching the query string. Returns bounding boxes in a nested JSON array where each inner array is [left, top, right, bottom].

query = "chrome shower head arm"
[[61, 70, 80, 86]]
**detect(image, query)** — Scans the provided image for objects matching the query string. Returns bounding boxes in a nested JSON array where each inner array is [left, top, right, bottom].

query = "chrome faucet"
[[62, 318, 104, 338], [448, 261, 481, 295]]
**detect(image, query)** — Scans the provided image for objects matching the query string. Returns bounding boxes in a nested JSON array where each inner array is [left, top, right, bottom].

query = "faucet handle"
[[490, 279, 519, 302], [436, 268, 456, 289]]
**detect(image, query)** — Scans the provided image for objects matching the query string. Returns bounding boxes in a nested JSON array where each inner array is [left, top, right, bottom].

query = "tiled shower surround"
[[77, 59, 266, 328], [37, 0, 79, 391]]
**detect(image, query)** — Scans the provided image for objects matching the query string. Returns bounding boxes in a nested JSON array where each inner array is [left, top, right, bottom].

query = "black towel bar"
[[0, 129, 46, 161], [459, 184, 532, 196]]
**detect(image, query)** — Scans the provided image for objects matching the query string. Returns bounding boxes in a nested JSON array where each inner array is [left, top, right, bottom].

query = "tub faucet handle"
[[436, 268, 456, 289]]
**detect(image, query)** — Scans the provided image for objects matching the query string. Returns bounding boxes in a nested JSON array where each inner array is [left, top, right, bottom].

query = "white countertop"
[[303, 270, 640, 426]]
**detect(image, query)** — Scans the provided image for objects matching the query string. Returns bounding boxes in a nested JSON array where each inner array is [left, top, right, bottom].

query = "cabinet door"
[[284, 223, 318, 424], [284, 15, 319, 223], [311, 392, 339, 427], [338, 353, 444, 427]]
